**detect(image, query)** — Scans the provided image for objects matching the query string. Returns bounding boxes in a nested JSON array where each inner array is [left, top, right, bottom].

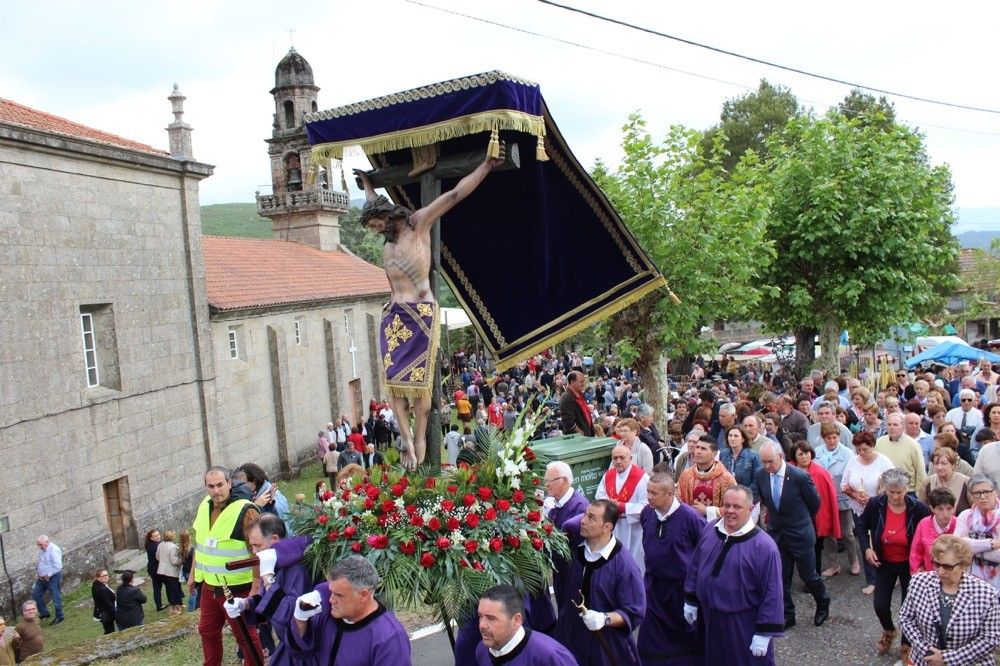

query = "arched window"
[[283, 100, 295, 128], [311, 101, 318, 113], [285, 153, 302, 192]]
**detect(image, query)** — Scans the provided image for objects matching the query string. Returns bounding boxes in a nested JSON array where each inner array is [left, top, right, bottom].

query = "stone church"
[[0, 48, 387, 613]]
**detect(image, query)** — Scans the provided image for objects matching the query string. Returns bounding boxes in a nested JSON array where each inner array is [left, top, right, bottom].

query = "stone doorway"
[[349, 378, 363, 425], [103, 477, 139, 551]]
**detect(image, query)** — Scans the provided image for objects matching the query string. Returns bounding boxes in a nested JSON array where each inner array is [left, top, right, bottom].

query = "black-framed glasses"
[[931, 560, 961, 571], [971, 489, 996, 497]]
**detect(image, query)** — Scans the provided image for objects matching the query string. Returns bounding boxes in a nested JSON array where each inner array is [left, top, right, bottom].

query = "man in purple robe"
[[553, 499, 646, 665], [638, 473, 705, 665], [223, 515, 311, 666], [475, 584, 577, 665], [683, 485, 784, 665], [543, 461, 589, 612], [289, 555, 411, 665]]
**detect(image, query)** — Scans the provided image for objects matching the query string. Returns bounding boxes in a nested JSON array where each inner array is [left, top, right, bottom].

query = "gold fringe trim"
[[494, 276, 669, 372], [310, 110, 546, 162]]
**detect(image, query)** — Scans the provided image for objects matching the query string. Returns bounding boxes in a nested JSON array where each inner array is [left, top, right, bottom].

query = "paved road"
[[411, 565, 906, 665]]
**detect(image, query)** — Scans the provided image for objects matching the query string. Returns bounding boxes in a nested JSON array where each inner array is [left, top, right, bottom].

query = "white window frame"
[[81, 313, 99, 387], [294, 318, 302, 345], [343, 309, 353, 337], [228, 328, 239, 359]]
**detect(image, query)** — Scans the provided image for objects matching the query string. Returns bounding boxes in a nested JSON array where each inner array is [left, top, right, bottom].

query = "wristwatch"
[[604, 612, 612, 627]]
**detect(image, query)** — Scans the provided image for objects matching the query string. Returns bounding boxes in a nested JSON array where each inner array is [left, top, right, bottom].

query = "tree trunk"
[[818, 317, 841, 378], [793, 326, 818, 378]]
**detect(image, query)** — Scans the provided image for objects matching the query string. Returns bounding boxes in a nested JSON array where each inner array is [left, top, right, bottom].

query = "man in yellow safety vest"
[[189, 466, 265, 666]]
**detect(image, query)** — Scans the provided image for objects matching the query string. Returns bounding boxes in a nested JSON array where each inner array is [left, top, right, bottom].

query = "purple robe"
[[553, 540, 646, 665], [637, 504, 705, 666], [548, 490, 589, 612], [474, 627, 577, 665], [455, 589, 558, 666], [683, 522, 784, 666], [245, 557, 311, 666], [286, 601, 411, 666]]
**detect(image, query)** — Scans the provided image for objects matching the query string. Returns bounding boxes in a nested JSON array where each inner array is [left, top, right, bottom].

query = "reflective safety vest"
[[192, 497, 253, 586]]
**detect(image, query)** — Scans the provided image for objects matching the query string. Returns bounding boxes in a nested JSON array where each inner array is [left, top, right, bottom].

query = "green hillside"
[[201, 202, 273, 238]]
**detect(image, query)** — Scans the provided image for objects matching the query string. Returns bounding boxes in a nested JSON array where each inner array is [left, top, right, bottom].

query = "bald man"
[[595, 444, 649, 577]]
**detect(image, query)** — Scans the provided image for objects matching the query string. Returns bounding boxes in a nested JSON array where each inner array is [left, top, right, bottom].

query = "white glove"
[[683, 603, 698, 625], [293, 590, 323, 621], [542, 496, 556, 511], [257, 548, 277, 579], [224, 597, 248, 619], [580, 609, 607, 631], [749, 635, 771, 657]]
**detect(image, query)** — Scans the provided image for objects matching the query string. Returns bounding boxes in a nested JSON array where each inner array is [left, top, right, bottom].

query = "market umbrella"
[[905, 341, 1000, 369]]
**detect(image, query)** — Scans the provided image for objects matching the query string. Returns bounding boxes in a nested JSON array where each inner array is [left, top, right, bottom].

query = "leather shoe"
[[50, 617, 64, 625], [783, 617, 796, 629], [814, 600, 830, 626]]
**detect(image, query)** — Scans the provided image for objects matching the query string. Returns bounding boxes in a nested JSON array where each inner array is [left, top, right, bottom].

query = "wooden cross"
[[357, 142, 521, 468]]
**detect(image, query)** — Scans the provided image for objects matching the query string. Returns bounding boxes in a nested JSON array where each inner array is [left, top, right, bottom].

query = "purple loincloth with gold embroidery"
[[379, 301, 440, 399]]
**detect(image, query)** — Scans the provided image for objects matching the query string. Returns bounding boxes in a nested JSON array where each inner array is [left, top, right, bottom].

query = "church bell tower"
[[256, 47, 349, 251]]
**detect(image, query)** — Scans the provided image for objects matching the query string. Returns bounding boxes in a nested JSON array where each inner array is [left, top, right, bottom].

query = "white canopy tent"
[[441, 307, 473, 331]]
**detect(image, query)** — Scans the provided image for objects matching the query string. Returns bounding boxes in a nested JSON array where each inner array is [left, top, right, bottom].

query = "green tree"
[[700, 79, 801, 174], [838, 88, 896, 131], [593, 113, 773, 413], [338, 207, 384, 266], [757, 110, 960, 374]]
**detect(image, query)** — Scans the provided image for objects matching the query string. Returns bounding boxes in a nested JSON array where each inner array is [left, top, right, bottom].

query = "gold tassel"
[[487, 128, 501, 159], [536, 134, 549, 161]]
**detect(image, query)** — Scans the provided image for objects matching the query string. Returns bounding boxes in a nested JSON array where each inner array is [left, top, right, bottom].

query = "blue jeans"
[[32, 571, 63, 620]]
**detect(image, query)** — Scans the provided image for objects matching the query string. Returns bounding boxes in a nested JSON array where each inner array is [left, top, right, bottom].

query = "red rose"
[[472, 561, 484, 571], [420, 552, 436, 568], [469, 473, 477, 483], [339, 507, 348, 517], [543, 524, 553, 535], [524, 447, 536, 462], [463, 494, 476, 507], [513, 490, 525, 503], [532, 478, 540, 486], [447, 484, 459, 495], [351, 542, 362, 553], [477, 487, 493, 501], [365, 486, 380, 500], [428, 517, 441, 531], [410, 515, 424, 528], [465, 513, 480, 528], [436, 537, 452, 550], [441, 499, 455, 513], [353, 483, 363, 492], [496, 499, 511, 512], [489, 537, 503, 552], [322, 491, 334, 501], [343, 525, 357, 538], [317, 514, 329, 525], [458, 559, 468, 568], [531, 538, 544, 550], [506, 536, 521, 548], [367, 534, 389, 549], [447, 517, 461, 532], [484, 508, 497, 521], [458, 462, 470, 470], [341, 490, 351, 501], [405, 504, 417, 515], [377, 515, 388, 527], [363, 498, 375, 510], [464, 539, 479, 554], [391, 484, 405, 497], [527, 511, 541, 523], [400, 540, 416, 555], [326, 530, 339, 541], [425, 477, 437, 489], [381, 499, 397, 513], [416, 531, 428, 542]]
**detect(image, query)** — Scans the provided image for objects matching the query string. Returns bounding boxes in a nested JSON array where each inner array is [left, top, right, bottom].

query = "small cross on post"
[[287, 28, 296, 47]]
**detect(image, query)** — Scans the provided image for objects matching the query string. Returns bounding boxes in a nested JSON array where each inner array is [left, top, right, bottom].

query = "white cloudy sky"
[[4, 0, 999, 227]]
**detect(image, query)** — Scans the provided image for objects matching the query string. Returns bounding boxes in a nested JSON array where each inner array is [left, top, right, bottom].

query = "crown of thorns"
[[359, 196, 412, 225]]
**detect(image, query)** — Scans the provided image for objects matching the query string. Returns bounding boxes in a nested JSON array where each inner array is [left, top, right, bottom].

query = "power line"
[[537, 0, 1000, 116], [401, 0, 1000, 138]]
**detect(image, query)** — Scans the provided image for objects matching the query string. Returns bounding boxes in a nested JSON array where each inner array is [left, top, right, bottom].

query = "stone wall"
[[0, 126, 215, 616], [211, 298, 385, 473]]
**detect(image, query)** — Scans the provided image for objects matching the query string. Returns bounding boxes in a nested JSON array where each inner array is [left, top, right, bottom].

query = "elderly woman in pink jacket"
[[910, 488, 958, 573]]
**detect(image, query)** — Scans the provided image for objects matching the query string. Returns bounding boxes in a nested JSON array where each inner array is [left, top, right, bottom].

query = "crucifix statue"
[[354, 137, 517, 470]]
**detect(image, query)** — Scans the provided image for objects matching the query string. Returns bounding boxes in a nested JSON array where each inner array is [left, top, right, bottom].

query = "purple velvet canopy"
[[306, 71, 667, 371]]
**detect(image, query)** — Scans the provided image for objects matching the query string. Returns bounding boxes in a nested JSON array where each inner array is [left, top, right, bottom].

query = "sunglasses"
[[931, 560, 961, 572], [961, 398, 975, 402]]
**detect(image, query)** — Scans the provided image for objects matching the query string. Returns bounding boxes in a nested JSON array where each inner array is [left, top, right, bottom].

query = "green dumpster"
[[531, 434, 616, 500]]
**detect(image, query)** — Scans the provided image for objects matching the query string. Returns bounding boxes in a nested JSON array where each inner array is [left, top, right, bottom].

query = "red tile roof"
[[203, 236, 389, 311], [0, 97, 167, 156]]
